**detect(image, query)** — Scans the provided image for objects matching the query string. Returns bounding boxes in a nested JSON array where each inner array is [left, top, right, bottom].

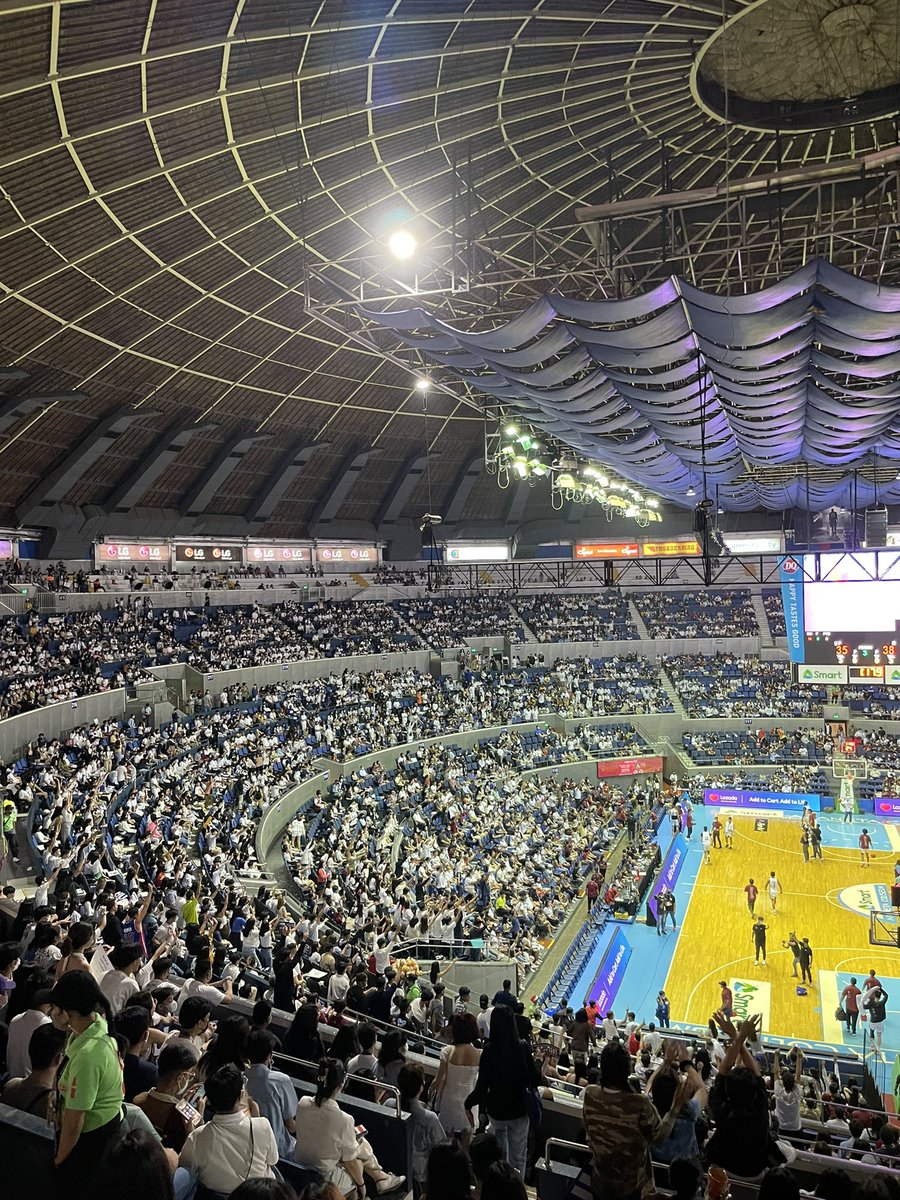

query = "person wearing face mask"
[[132, 1041, 202, 1152], [47, 971, 124, 1200]]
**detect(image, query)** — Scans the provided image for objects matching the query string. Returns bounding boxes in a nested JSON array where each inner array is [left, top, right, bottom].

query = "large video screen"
[[803, 554, 900, 666]]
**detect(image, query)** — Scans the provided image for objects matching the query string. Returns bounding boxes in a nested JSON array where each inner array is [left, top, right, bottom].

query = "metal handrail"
[[542, 1138, 591, 1164], [272, 1050, 404, 1121]]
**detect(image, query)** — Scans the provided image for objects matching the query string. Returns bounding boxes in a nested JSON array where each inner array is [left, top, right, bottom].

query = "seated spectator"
[[245, 1028, 298, 1159], [179, 1063, 279, 1191], [284, 1002, 326, 1060], [167, 996, 214, 1053], [479, 1162, 527, 1200], [347, 1024, 379, 1078], [100, 942, 144, 1012], [293, 1057, 405, 1195], [0, 1020, 67, 1117], [175, 956, 233, 1015], [423, 1142, 473, 1200], [96, 1128, 177, 1200], [469, 1133, 504, 1200], [5, 981, 53, 1077], [132, 1041, 201, 1152], [116, 1005, 158, 1101]]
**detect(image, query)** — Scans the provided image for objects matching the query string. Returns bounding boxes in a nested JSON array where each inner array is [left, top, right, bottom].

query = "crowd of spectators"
[[763, 589, 787, 637], [634, 590, 760, 639], [392, 596, 526, 646], [512, 593, 637, 643], [666, 654, 827, 718]]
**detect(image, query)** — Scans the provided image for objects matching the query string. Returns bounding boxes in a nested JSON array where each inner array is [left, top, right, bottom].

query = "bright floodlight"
[[388, 229, 417, 259], [414, 377, 430, 391]]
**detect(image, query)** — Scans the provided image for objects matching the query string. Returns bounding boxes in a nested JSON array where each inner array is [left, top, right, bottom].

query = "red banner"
[[596, 755, 664, 778], [575, 542, 640, 559]]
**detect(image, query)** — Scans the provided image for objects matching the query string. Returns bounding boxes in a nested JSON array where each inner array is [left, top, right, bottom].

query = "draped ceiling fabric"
[[364, 259, 900, 512]]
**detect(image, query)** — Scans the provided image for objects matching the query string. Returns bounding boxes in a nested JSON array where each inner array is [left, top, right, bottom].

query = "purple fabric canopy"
[[363, 259, 900, 510]]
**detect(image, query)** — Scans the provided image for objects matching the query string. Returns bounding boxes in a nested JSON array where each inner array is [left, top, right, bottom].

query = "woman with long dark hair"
[[293, 1057, 405, 1196], [283, 1002, 325, 1060], [464, 1004, 540, 1178], [48, 971, 123, 1200], [56, 921, 96, 976], [433, 1013, 481, 1142]]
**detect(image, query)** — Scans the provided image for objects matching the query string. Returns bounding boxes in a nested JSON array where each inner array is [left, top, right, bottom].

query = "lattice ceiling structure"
[[0, 0, 899, 535]]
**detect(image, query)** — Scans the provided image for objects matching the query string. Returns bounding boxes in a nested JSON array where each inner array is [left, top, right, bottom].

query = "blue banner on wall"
[[649, 833, 688, 921], [704, 787, 821, 812], [585, 928, 632, 1012], [779, 555, 805, 663]]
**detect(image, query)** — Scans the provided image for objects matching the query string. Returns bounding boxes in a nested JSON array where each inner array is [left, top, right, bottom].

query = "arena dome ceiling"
[[0, 0, 898, 534]]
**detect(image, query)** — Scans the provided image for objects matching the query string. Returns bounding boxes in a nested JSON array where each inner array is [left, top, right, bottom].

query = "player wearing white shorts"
[[767, 870, 782, 913]]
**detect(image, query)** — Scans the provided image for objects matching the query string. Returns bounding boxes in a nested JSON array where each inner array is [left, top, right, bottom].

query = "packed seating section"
[[2, 587, 899, 1200]]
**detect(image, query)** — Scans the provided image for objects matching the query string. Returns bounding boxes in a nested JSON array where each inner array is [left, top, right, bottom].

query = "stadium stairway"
[[658, 668, 686, 718], [509, 601, 538, 642], [751, 592, 774, 648], [351, 572, 369, 587], [627, 599, 650, 640]]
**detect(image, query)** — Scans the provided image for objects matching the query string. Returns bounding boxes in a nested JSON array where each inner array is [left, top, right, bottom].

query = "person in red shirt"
[[712, 815, 723, 848], [863, 969, 883, 993], [685, 805, 694, 841], [719, 981, 733, 1018], [744, 878, 758, 914], [841, 977, 862, 1034], [585, 1000, 599, 1029], [586, 877, 599, 912], [859, 828, 872, 866]]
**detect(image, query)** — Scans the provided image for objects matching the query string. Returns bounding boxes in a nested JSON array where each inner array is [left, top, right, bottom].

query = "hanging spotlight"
[[686, 484, 696, 497], [414, 377, 430, 391], [388, 229, 417, 259]]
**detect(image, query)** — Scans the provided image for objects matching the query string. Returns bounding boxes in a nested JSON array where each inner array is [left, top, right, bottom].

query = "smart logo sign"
[[798, 664, 848, 684], [730, 978, 771, 1029], [838, 883, 895, 923], [586, 929, 632, 1012]]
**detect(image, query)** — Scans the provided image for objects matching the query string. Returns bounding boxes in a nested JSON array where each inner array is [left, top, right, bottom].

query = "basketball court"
[[663, 807, 900, 1058]]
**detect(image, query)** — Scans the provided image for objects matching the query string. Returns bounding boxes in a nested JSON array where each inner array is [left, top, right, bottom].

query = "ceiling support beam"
[[376, 454, 428, 528], [17, 407, 149, 521], [178, 432, 270, 517], [310, 448, 381, 527], [0, 392, 82, 436], [105, 422, 216, 512], [444, 455, 483, 523], [246, 442, 329, 524]]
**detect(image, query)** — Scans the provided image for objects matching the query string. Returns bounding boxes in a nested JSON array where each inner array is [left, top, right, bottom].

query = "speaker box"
[[891, 885, 900, 908], [865, 507, 887, 548]]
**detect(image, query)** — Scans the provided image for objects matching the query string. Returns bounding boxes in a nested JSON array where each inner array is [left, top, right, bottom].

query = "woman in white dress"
[[432, 1013, 481, 1143]]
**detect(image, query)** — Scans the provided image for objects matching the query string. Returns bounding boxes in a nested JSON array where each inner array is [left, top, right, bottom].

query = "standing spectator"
[[706, 1013, 780, 1179], [433, 1014, 482, 1141], [464, 1005, 541, 1178], [773, 1049, 803, 1135], [397, 1063, 448, 1194], [583, 1041, 686, 1200], [48, 972, 124, 1200]]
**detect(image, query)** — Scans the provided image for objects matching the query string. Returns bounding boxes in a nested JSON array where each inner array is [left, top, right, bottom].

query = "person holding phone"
[[293, 1056, 405, 1196], [179, 1063, 279, 1192]]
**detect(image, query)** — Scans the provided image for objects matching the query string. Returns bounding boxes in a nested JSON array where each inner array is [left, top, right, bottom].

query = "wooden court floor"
[[665, 812, 900, 1046]]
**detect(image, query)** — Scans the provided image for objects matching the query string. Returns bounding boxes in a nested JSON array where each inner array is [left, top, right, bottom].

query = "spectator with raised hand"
[[583, 1039, 688, 1200], [706, 1012, 786, 1179]]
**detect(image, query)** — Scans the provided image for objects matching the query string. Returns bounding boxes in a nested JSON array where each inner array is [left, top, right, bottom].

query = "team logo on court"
[[837, 884, 895, 923]]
